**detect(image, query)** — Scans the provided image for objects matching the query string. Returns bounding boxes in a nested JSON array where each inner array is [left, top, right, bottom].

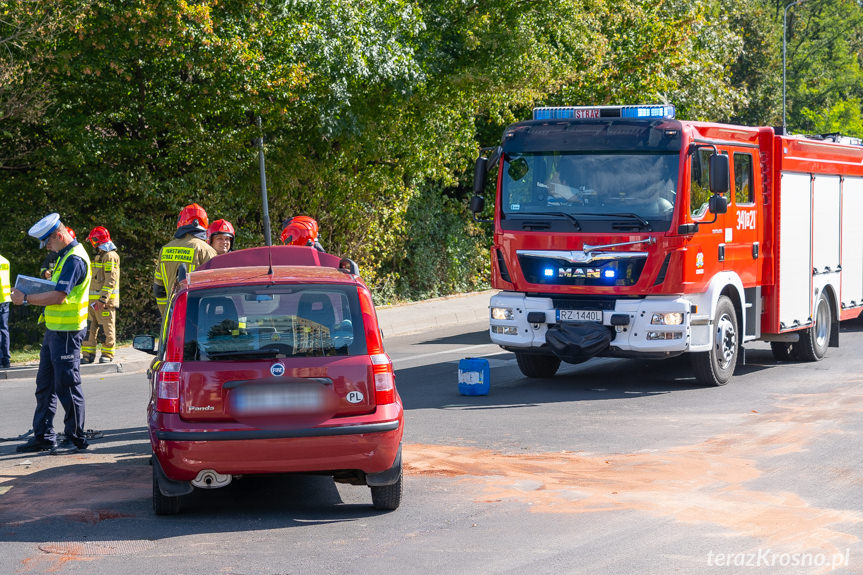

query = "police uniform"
[[16, 214, 91, 452], [82, 243, 120, 363], [153, 231, 216, 318], [0, 253, 11, 368]]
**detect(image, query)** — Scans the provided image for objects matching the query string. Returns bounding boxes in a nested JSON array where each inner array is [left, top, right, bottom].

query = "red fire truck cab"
[[471, 104, 863, 386]]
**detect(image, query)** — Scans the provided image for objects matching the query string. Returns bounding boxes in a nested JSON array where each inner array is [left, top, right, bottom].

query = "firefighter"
[[81, 226, 120, 364], [10, 214, 90, 453], [280, 216, 325, 252], [1, 252, 10, 369], [206, 219, 235, 255], [153, 203, 217, 320]]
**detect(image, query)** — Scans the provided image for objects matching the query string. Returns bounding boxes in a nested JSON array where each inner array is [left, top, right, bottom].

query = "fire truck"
[[470, 104, 863, 386]]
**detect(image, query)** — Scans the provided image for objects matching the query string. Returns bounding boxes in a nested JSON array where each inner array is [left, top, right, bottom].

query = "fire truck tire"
[[515, 352, 561, 378], [691, 296, 738, 386], [770, 342, 795, 362], [793, 292, 831, 362]]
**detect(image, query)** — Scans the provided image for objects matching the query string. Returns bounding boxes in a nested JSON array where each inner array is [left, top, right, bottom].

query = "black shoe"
[[98, 356, 113, 364], [16, 436, 57, 453], [81, 356, 95, 365], [0, 361, 10, 369], [50, 437, 89, 455]]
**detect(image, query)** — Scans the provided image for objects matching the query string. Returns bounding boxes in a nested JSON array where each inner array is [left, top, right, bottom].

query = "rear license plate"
[[231, 383, 326, 416], [556, 309, 603, 323]]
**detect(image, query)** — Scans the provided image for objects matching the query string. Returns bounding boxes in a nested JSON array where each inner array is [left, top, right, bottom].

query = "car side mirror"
[[133, 334, 158, 355], [709, 194, 728, 215], [709, 153, 730, 195], [473, 156, 488, 196]]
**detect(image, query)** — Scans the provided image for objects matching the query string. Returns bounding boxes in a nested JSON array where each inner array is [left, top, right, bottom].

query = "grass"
[[9, 339, 133, 366]]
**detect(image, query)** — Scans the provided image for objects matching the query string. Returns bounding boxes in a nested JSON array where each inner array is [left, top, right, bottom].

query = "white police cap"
[[28, 213, 62, 249]]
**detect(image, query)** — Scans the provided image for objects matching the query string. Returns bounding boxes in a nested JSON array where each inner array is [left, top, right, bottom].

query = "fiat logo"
[[270, 363, 285, 377]]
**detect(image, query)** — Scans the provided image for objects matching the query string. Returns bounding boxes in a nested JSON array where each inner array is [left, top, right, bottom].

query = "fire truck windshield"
[[501, 152, 679, 232]]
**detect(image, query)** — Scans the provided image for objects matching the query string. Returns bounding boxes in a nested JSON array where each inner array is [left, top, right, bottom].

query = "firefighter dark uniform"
[[153, 204, 217, 321], [82, 238, 120, 363], [0, 254, 11, 368], [12, 214, 91, 453]]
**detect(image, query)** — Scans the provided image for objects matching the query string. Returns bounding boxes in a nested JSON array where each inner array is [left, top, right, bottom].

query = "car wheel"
[[370, 472, 402, 511], [691, 295, 738, 387], [793, 291, 831, 362], [153, 465, 182, 515], [770, 341, 795, 362], [515, 352, 561, 378]]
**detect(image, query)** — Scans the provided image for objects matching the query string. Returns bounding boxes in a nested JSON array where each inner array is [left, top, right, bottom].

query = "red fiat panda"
[[135, 246, 403, 515]]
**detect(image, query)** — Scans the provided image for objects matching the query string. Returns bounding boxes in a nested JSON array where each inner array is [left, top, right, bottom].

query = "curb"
[[1, 359, 153, 381]]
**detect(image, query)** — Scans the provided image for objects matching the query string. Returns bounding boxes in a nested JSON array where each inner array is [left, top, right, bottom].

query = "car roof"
[[184, 246, 361, 291]]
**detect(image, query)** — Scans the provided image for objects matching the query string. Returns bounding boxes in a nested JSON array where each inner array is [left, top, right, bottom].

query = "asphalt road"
[[1, 319, 861, 575]]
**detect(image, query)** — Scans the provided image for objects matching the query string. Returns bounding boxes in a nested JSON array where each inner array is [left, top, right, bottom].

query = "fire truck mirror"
[[708, 153, 730, 195], [709, 193, 728, 215], [473, 156, 488, 196], [470, 194, 486, 214]]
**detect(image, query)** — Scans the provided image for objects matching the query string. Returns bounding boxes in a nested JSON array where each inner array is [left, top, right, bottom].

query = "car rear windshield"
[[183, 284, 367, 361]]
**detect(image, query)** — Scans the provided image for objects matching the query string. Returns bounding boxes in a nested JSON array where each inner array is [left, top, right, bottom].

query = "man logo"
[[270, 363, 286, 377]]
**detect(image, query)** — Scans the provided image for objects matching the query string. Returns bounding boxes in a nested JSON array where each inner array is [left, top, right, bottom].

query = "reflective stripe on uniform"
[[0, 257, 10, 303]]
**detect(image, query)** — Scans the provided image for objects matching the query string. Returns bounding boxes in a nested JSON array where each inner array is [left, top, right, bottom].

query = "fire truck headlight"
[[651, 312, 684, 326], [491, 307, 514, 321]]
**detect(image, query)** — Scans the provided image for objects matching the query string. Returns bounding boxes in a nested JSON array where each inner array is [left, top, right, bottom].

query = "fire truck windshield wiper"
[[600, 212, 653, 231], [510, 211, 582, 231]]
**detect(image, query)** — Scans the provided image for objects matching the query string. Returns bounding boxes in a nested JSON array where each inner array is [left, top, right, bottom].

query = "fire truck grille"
[[518, 254, 647, 287]]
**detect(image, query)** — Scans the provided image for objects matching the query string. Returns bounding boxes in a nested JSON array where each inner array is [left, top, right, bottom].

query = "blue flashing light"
[[603, 269, 616, 279], [533, 104, 675, 121], [543, 267, 555, 278]]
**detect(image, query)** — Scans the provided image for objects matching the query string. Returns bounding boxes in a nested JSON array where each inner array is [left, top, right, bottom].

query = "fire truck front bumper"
[[489, 292, 693, 360]]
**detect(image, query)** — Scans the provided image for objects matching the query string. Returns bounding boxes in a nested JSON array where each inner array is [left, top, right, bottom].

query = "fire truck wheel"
[[793, 292, 831, 362], [769, 341, 795, 362], [515, 352, 561, 378], [691, 295, 738, 386]]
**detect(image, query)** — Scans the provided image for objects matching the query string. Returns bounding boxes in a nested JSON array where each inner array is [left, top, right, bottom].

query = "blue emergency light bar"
[[533, 105, 675, 121]]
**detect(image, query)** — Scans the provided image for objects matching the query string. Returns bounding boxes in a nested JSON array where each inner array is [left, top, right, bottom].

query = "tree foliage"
[[1, 0, 861, 347]]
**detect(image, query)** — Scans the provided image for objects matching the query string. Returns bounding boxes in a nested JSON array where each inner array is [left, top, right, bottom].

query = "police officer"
[[0, 252, 11, 369], [82, 226, 120, 364], [10, 214, 91, 453], [153, 204, 217, 320]]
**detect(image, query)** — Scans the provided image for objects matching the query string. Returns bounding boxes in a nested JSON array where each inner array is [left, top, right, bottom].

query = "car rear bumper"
[[151, 404, 403, 481]]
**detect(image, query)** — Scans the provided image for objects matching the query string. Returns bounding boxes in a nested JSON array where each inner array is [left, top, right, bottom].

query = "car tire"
[[770, 341, 795, 362], [691, 295, 738, 387], [370, 472, 402, 511], [793, 292, 831, 362], [153, 466, 182, 516], [515, 352, 561, 378]]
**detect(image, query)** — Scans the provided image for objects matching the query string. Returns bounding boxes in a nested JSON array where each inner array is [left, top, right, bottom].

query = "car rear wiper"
[[601, 212, 653, 231], [507, 211, 581, 231], [206, 349, 282, 359]]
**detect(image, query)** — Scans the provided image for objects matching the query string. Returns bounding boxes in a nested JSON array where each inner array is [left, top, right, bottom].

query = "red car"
[[134, 246, 403, 514]]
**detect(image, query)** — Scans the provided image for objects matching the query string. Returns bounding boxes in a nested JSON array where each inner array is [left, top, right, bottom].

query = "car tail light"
[[156, 293, 187, 414], [371, 353, 395, 405], [358, 286, 395, 405]]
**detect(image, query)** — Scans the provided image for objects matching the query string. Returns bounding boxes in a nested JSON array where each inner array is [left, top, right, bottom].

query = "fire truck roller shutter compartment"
[[778, 172, 813, 330], [841, 177, 863, 309]]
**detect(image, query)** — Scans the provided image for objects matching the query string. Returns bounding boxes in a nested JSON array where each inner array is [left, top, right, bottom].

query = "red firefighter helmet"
[[66, 227, 76, 240], [177, 203, 209, 229], [280, 216, 319, 246], [207, 219, 235, 241], [86, 226, 111, 246]]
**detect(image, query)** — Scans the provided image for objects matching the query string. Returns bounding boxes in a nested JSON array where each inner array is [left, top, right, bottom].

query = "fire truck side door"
[[726, 151, 762, 337], [688, 148, 727, 284]]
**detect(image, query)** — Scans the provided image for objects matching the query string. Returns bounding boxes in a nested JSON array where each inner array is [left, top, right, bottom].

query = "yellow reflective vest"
[[0, 254, 10, 303], [45, 243, 91, 331]]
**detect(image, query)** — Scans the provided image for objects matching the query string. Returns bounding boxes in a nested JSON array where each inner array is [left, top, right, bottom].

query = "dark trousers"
[[33, 328, 86, 442], [0, 302, 9, 365]]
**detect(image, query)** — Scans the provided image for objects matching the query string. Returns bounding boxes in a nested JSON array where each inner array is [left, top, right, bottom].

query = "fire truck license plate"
[[556, 310, 603, 323]]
